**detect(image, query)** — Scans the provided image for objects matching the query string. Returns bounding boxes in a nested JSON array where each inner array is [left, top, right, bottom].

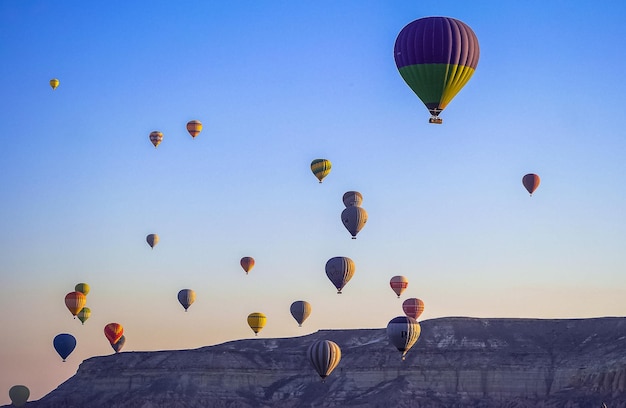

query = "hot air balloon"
[[402, 298, 425, 320], [247, 312, 266, 336], [53, 333, 76, 362], [394, 17, 480, 124], [390, 276, 409, 298], [308, 340, 341, 381], [186, 120, 202, 138], [49, 78, 59, 90], [149, 131, 163, 148], [341, 206, 368, 239], [240, 257, 255, 274], [146, 233, 159, 249], [64, 291, 86, 318], [342, 191, 363, 208], [177, 289, 196, 311], [104, 323, 124, 345], [77, 307, 91, 325], [74, 282, 90, 296], [311, 159, 332, 183], [387, 316, 421, 360], [290, 301, 312, 327], [9, 385, 29, 407], [325, 256, 355, 294], [522, 173, 540, 196], [111, 335, 126, 353]]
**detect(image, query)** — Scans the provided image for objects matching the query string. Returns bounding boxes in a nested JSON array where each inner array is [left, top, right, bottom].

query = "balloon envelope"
[[9, 385, 29, 407], [77, 307, 91, 325], [394, 17, 480, 123], [290, 300, 312, 326], [341, 206, 368, 239], [342, 191, 363, 207], [325, 257, 355, 294], [49, 78, 59, 90], [402, 298, 425, 320], [146, 233, 159, 249], [186, 120, 202, 138], [311, 159, 332, 183], [64, 291, 87, 317], [111, 335, 126, 353], [104, 323, 124, 345], [240, 257, 255, 274], [149, 131, 163, 148], [74, 282, 90, 296], [53, 333, 76, 362], [390, 276, 409, 298], [247, 312, 266, 335], [387, 316, 421, 360], [522, 173, 540, 196], [177, 289, 196, 311], [308, 340, 341, 380]]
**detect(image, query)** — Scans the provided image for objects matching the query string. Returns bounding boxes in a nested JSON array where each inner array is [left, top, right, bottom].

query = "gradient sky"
[[1, 0, 626, 404]]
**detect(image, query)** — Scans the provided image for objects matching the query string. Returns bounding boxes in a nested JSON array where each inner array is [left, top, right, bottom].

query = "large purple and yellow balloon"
[[394, 16, 480, 124]]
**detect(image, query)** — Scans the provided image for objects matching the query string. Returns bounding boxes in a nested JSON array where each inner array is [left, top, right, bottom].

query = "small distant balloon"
[[325, 256, 355, 294], [149, 131, 163, 148], [177, 289, 196, 311], [186, 120, 202, 138], [146, 233, 159, 249], [402, 298, 425, 320], [74, 282, 90, 296], [290, 300, 312, 327], [310, 159, 332, 183], [77, 307, 91, 325], [53, 333, 76, 362], [247, 312, 266, 336], [64, 291, 87, 318], [49, 78, 59, 90], [9, 385, 30, 407], [389, 276, 409, 298], [522, 173, 540, 196], [341, 206, 368, 239], [386, 316, 421, 360], [240, 257, 255, 274], [308, 340, 341, 381], [342, 191, 363, 207], [104, 323, 124, 345], [111, 335, 126, 353]]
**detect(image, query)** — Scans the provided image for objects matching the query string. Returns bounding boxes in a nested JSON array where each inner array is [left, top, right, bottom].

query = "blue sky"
[[1, 1, 626, 403]]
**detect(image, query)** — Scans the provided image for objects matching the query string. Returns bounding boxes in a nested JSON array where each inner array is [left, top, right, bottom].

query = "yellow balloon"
[[247, 312, 266, 336], [50, 78, 59, 90]]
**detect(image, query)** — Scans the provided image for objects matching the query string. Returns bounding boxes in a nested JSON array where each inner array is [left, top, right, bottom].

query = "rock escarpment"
[[20, 317, 626, 407]]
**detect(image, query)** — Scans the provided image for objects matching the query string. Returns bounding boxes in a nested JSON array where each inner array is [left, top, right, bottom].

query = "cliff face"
[[20, 317, 626, 407]]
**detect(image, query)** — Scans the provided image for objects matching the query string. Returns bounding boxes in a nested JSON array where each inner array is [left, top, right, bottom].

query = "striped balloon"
[[325, 256, 355, 294], [386, 316, 421, 360], [77, 307, 91, 325], [149, 131, 163, 148], [341, 206, 368, 239], [177, 289, 196, 311], [186, 120, 202, 138], [310, 159, 332, 183], [247, 312, 266, 336], [104, 323, 124, 345], [290, 300, 312, 327], [308, 340, 342, 381], [394, 17, 479, 123], [390, 276, 409, 298], [64, 291, 87, 317], [402, 298, 425, 320]]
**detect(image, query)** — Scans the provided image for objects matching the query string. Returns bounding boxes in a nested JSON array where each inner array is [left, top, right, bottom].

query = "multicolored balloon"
[[308, 340, 341, 381], [53, 333, 76, 362], [77, 307, 91, 325], [149, 131, 163, 148], [402, 298, 425, 320], [9, 385, 30, 407], [394, 17, 480, 124], [240, 257, 255, 274], [104, 323, 124, 345], [325, 256, 355, 294], [341, 206, 368, 239], [49, 78, 59, 90], [64, 291, 87, 318], [146, 233, 159, 249], [111, 335, 126, 353], [186, 120, 202, 138], [177, 289, 196, 311], [247, 312, 266, 336], [290, 300, 312, 327], [386, 316, 421, 360], [310, 159, 332, 183], [390, 276, 409, 298], [522, 173, 541, 196], [74, 282, 90, 296]]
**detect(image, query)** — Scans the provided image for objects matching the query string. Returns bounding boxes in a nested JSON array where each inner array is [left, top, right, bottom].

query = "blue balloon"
[[53, 333, 76, 362]]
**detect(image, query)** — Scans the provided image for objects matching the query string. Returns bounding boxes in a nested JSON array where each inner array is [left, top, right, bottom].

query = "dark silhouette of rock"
[[16, 317, 626, 407]]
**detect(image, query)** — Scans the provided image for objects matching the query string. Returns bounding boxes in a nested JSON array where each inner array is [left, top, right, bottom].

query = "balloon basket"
[[428, 116, 443, 124]]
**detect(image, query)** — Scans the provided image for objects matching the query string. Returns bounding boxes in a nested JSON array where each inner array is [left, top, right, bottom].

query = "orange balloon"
[[64, 291, 86, 317], [104, 323, 124, 345], [186, 120, 202, 138], [402, 298, 425, 320]]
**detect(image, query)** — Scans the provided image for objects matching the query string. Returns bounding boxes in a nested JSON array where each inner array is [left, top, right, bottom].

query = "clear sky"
[[1, 0, 626, 404]]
